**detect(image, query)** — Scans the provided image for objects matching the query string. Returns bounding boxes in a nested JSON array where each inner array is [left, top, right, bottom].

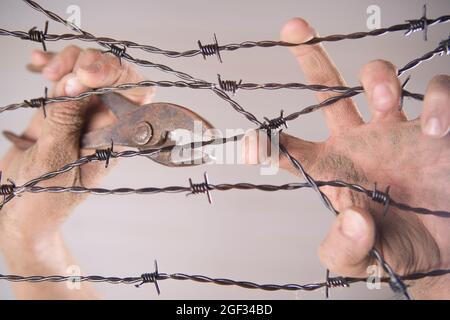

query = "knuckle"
[[79, 48, 103, 64], [64, 44, 81, 54], [46, 102, 85, 132], [430, 74, 450, 87], [49, 54, 63, 67], [365, 59, 397, 74], [116, 63, 134, 83], [83, 47, 102, 56]]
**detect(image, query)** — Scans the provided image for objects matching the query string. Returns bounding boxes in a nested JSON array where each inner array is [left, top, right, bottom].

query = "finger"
[[242, 129, 318, 175], [54, 72, 89, 98], [281, 18, 363, 133], [75, 49, 154, 105], [39, 73, 115, 188], [42, 45, 82, 82], [318, 207, 375, 277], [27, 49, 56, 72], [421, 75, 450, 138], [34, 74, 90, 179], [54, 72, 116, 133], [360, 60, 405, 122]]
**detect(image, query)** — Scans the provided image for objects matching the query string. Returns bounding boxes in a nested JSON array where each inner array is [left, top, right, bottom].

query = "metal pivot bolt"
[[132, 122, 153, 146]]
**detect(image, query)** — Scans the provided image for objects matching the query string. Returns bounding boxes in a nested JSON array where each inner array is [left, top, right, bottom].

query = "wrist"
[[0, 225, 62, 260], [0, 199, 70, 253]]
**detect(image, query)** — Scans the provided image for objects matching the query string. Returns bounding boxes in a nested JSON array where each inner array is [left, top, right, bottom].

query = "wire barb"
[[371, 183, 391, 216], [188, 172, 213, 204], [26, 20, 49, 51], [135, 260, 161, 295], [217, 74, 242, 94], [103, 44, 126, 65], [198, 34, 222, 62], [325, 269, 350, 298], [95, 140, 114, 168], [0, 171, 15, 211], [24, 87, 48, 118], [405, 4, 429, 41], [438, 35, 450, 55], [261, 110, 288, 132]]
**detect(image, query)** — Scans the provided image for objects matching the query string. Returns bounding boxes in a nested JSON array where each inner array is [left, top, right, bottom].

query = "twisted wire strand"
[[1, 135, 448, 218], [0, 135, 243, 207], [370, 248, 410, 299], [1, 267, 448, 292], [0, 78, 424, 115], [16, 0, 450, 59], [10, 181, 449, 217]]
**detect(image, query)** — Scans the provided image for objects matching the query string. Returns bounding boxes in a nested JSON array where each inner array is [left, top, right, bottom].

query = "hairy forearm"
[[1, 230, 98, 299]]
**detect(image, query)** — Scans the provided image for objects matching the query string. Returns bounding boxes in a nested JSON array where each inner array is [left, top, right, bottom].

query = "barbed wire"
[[1, 30, 447, 120], [0, 0, 448, 300], [4, 36, 450, 115], [5, 181, 448, 218], [2, 137, 448, 217], [1, 27, 448, 116], [1, 259, 449, 295], [14, 1, 450, 59]]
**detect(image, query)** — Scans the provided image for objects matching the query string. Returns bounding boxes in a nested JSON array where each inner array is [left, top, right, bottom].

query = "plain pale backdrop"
[[0, 0, 449, 299]]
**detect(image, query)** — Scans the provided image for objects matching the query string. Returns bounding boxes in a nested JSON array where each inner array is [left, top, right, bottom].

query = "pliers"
[[3, 93, 214, 167]]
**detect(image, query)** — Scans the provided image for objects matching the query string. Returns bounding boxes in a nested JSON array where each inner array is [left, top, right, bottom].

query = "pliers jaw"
[[81, 93, 215, 167]]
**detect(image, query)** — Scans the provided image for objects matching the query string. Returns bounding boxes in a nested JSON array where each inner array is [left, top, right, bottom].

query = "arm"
[[1, 231, 97, 299]]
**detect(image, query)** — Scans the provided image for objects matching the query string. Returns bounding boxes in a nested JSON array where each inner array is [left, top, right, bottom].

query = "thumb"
[[34, 73, 90, 177], [242, 129, 317, 175], [318, 207, 376, 277]]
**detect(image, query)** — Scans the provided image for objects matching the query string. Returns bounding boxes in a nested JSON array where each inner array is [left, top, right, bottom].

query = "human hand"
[[244, 18, 450, 298], [0, 45, 154, 249]]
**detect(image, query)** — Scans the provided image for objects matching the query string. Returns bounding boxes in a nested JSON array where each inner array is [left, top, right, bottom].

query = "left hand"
[[243, 18, 450, 299]]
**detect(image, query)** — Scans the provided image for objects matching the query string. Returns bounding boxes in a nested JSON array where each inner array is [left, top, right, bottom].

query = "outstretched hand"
[[244, 18, 450, 298]]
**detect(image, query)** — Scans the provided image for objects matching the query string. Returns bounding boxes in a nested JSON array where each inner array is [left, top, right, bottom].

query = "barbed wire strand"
[[2, 134, 448, 216], [1, 263, 449, 294], [16, 1, 450, 59]]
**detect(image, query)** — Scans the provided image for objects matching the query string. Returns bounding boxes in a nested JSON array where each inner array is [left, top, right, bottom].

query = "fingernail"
[[372, 83, 394, 111], [423, 117, 443, 137], [340, 209, 366, 240], [65, 75, 83, 96], [43, 59, 60, 75], [81, 62, 101, 73]]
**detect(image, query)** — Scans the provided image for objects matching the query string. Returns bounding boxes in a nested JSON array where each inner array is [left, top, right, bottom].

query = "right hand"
[[0, 45, 154, 249]]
